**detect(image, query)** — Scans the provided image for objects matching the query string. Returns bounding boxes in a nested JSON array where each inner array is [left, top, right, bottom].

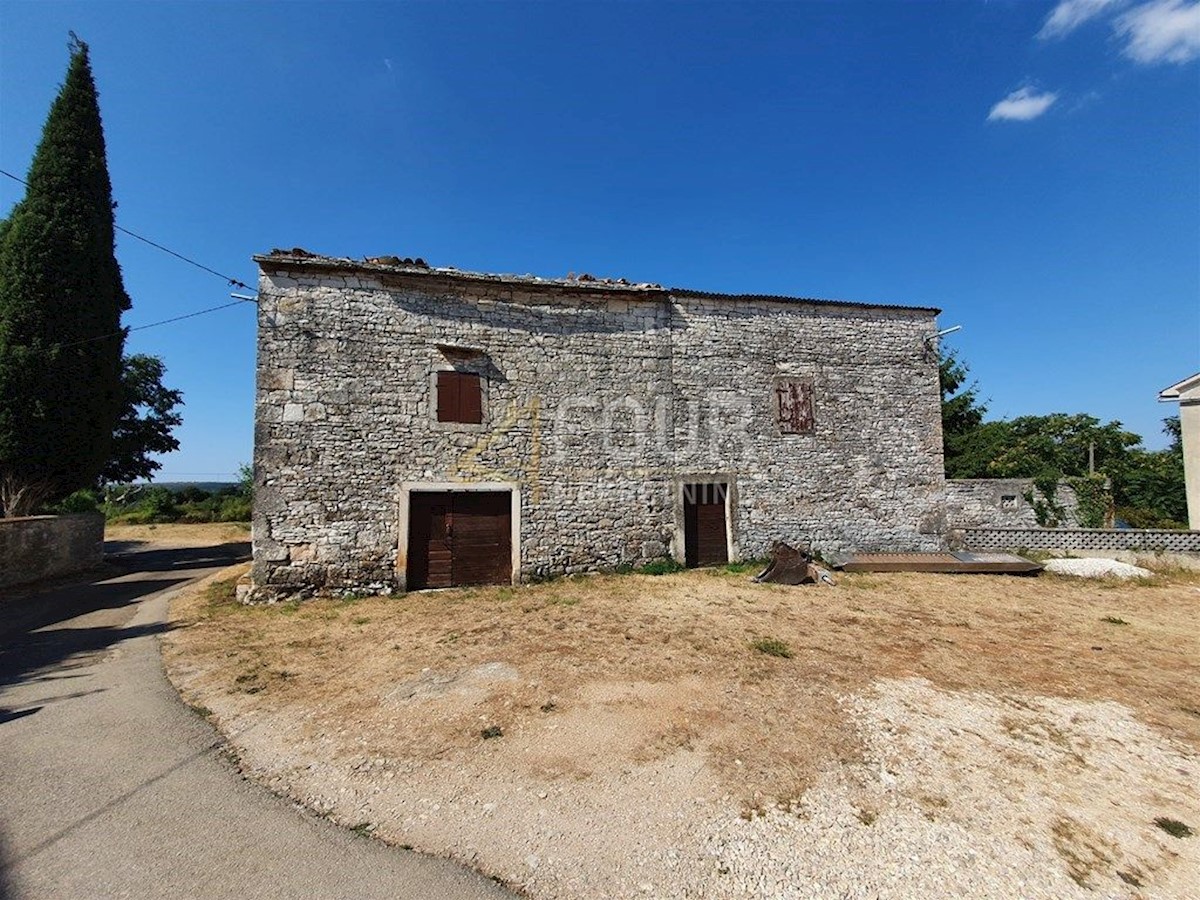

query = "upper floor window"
[[437, 371, 483, 424], [773, 376, 814, 435]]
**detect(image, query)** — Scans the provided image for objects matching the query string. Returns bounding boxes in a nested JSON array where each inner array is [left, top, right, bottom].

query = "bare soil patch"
[[106, 521, 250, 547], [164, 566, 1200, 898]]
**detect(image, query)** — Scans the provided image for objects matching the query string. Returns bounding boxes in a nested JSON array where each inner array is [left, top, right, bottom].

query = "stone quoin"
[[249, 250, 948, 599]]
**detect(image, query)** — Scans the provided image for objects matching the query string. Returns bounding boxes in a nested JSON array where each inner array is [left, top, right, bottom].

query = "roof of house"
[[1159, 372, 1200, 401], [254, 249, 941, 315]]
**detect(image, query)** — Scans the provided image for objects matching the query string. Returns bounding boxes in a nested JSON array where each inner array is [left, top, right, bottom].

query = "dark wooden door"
[[684, 483, 729, 568], [408, 493, 453, 589], [447, 492, 512, 586], [407, 491, 512, 589]]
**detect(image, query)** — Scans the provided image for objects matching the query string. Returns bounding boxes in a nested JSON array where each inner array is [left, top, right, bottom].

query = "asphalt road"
[[0, 540, 512, 900]]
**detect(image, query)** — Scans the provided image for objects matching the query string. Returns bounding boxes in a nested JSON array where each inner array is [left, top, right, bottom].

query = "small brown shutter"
[[437, 371, 459, 422], [437, 371, 482, 424], [458, 373, 482, 424]]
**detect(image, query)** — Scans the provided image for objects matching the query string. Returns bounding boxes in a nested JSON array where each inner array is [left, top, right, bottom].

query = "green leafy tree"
[[0, 35, 129, 516], [101, 354, 184, 485], [939, 349, 1185, 527], [978, 414, 1140, 527], [1164, 414, 1182, 454], [939, 349, 999, 478], [986, 414, 1141, 483], [236, 461, 253, 496], [1117, 417, 1187, 528]]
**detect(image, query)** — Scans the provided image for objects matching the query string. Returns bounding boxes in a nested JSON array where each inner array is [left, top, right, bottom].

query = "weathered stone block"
[[0, 513, 104, 590]]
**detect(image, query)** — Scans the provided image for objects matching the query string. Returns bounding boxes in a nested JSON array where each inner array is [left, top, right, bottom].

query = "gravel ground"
[[695, 678, 1199, 899], [197, 677, 1200, 899], [1044, 558, 1154, 579], [167, 568, 1200, 897]]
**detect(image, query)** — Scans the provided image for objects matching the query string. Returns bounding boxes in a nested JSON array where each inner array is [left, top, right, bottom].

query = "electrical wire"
[[53, 300, 253, 349], [0, 167, 253, 290], [1, 167, 258, 349]]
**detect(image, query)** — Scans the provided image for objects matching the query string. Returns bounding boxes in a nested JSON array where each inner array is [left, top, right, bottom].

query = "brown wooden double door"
[[683, 482, 729, 568], [407, 491, 512, 590]]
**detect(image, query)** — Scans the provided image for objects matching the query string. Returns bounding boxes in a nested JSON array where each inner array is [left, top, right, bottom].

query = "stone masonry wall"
[[251, 260, 944, 596], [0, 513, 105, 590], [669, 293, 945, 560], [945, 478, 1081, 529]]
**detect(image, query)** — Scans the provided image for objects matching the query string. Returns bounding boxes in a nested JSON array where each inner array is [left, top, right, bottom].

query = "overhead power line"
[[1, 166, 258, 348], [0, 167, 253, 290], [55, 299, 254, 349]]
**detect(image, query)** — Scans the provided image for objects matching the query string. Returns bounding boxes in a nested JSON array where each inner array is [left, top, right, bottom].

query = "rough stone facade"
[[945, 478, 1081, 529], [0, 513, 104, 590], [251, 252, 946, 597]]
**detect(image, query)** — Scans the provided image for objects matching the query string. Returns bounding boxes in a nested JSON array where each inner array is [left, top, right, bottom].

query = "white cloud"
[[1115, 0, 1200, 63], [988, 87, 1060, 121], [1038, 0, 1128, 39]]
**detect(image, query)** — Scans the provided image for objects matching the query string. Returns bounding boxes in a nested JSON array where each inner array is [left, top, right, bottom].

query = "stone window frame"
[[429, 345, 491, 433], [670, 472, 739, 565]]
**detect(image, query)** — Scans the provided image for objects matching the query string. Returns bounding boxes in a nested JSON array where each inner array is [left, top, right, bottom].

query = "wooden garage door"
[[683, 483, 729, 568], [407, 492, 512, 590]]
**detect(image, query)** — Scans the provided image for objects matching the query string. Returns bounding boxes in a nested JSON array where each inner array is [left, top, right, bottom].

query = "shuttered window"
[[437, 371, 483, 424]]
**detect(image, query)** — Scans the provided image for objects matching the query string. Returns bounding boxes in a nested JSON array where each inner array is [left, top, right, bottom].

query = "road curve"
[[0, 541, 513, 900]]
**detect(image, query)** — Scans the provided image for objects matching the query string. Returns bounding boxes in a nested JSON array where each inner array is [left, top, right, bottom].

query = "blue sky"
[[1, 0, 1197, 479]]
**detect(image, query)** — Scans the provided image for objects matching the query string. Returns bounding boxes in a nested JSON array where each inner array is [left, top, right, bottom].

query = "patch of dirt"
[[106, 522, 250, 547], [701, 677, 1199, 898], [164, 568, 1200, 898]]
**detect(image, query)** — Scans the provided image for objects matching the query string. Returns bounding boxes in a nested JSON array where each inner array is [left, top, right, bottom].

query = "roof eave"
[[1159, 371, 1200, 401], [669, 288, 941, 316], [254, 253, 941, 314], [254, 253, 667, 296]]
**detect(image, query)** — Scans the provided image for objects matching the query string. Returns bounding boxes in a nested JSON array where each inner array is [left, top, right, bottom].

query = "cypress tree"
[[0, 35, 130, 516]]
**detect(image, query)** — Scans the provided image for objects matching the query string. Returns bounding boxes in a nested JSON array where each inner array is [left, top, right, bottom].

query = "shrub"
[[636, 557, 685, 576], [1114, 505, 1188, 530], [100, 482, 251, 525], [53, 489, 101, 513], [217, 495, 251, 522], [142, 486, 178, 521], [751, 637, 793, 658], [1154, 817, 1193, 839], [175, 486, 211, 504]]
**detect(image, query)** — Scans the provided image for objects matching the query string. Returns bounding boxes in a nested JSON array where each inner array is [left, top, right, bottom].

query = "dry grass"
[[167, 566, 1200, 807], [106, 521, 250, 546]]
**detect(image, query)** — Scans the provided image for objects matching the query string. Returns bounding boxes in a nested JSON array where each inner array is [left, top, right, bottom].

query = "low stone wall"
[[0, 513, 105, 590], [946, 479, 1081, 529], [962, 526, 1200, 554]]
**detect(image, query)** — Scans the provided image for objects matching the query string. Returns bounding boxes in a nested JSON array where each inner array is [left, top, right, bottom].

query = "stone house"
[[250, 250, 949, 598]]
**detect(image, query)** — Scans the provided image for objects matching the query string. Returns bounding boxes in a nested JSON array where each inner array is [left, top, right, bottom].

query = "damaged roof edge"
[[253, 251, 941, 315], [252, 252, 664, 293], [669, 288, 941, 316]]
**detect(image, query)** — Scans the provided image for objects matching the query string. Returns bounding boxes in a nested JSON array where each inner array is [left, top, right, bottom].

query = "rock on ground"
[[1043, 558, 1153, 579]]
